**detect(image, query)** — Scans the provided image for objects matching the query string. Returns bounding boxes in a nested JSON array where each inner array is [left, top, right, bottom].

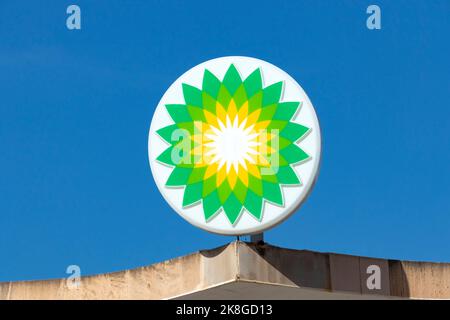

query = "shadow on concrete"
[[245, 241, 411, 298], [388, 260, 411, 298], [244, 241, 331, 290], [199, 242, 230, 258]]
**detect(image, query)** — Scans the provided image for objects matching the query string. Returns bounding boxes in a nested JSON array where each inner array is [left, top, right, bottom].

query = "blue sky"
[[0, 0, 449, 281]]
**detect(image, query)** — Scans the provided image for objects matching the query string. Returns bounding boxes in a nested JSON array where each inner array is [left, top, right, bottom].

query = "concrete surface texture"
[[0, 241, 449, 300]]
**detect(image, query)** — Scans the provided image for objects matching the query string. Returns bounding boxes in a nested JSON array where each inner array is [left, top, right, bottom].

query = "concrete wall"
[[0, 242, 449, 299]]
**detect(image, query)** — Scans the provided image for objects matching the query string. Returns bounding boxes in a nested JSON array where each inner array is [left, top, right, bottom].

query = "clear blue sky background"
[[0, 1, 449, 281]]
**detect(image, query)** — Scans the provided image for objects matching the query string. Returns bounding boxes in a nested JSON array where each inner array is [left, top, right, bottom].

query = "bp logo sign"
[[148, 57, 321, 235]]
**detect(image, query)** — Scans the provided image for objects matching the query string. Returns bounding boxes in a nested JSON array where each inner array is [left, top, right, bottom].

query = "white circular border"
[[148, 56, 321, 236]]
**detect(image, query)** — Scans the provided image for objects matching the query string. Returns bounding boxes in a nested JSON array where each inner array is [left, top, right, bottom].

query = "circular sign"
[[148, 56, 321, 235]]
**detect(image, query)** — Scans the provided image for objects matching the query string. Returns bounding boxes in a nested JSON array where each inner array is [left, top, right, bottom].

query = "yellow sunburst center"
[[190, 99, 275, 188], [204, 116, 259, 173]]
